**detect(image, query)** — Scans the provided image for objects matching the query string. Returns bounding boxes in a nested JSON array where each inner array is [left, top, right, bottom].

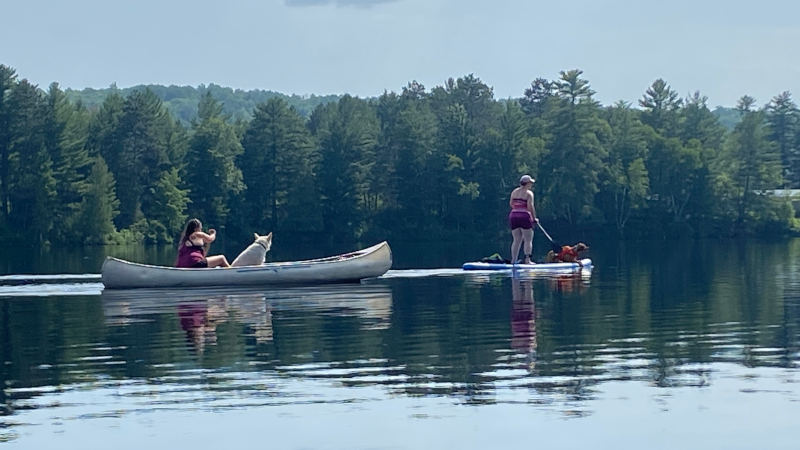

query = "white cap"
[[519, 175, 535, 185]]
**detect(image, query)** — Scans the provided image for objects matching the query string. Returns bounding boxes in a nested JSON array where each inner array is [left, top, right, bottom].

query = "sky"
[[2, 0, 799, 108]]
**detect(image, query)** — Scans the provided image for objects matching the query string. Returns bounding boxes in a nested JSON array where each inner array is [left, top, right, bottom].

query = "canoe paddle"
[[537, 221, 563, 253]]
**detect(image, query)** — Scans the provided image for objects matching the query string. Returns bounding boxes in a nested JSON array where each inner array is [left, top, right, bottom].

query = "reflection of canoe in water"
[[101, 284, 393, 331], [101, 241, 392, 289], [462, 258, 592, 272]]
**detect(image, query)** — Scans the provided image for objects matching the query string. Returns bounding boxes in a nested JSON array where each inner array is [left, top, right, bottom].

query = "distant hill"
[[66, 83, 745, 131], [65, 83, 342, 124], [712, 106, 742, 130]]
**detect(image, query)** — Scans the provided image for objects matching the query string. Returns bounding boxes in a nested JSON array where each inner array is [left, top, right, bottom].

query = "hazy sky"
[[3, 0, 799, 107]]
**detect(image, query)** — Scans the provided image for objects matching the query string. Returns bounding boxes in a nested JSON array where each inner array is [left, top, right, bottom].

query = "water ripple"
[[0, 282, 104, 297]]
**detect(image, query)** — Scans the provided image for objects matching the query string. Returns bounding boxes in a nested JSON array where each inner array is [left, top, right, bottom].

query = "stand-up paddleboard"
[[462, 258, 592, 271]]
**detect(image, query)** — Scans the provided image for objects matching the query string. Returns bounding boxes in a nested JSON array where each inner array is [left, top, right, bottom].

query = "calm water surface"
[[0, 239, 799, 449]]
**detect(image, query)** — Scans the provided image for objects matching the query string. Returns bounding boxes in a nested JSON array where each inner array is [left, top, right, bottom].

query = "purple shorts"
[[509, 210, 534, 229]]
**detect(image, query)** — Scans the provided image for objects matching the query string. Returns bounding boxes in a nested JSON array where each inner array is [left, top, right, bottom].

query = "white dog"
[[231, 233, 273, 267]]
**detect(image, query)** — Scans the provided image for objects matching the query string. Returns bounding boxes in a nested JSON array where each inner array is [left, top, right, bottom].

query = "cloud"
[[285, 0, 398, 8]]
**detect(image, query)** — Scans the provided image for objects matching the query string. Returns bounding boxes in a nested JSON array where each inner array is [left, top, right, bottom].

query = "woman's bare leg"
[[206, 255, 230, 268], [522, 228, 534, 264], [511, 228, 523, 263]]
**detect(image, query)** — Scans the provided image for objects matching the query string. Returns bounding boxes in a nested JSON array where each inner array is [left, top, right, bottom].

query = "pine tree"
[[520, 78, 555, 117], [147, 168, 190, 242], [310, 95, 378, 240], [87, 89, 124, 161], [681, 92, 725, 149], [185, 92, 244, 227], [639, 79, 682, 135], [538, 70, 609, 224], [6, 80, 56, 242], [78, 157, 119, 243], [765, 91, 800, 187], [483, 101, 544, 231], [675, 92, 725, 226], [726, 96, 783, 226], [241, 97, 315, 233], [112, 89, 182, 229], [0, 65, 17, 220], [374, 83, 440, 234], [44, 83, 92, 241], [640, 81, 705, 224]]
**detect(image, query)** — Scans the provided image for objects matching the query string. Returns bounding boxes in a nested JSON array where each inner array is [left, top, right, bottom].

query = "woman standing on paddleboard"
[[508, 175, 538, 264]]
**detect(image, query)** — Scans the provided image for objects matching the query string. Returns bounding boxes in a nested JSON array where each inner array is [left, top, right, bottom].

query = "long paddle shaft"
[[537, 221, 554, 243], [537, 221, 563, 253]]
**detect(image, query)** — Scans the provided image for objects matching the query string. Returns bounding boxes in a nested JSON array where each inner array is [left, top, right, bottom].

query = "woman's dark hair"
[[177, 218, 202, 250]]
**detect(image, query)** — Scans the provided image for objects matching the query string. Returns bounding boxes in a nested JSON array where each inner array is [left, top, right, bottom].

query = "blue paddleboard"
[[462, 258, 592, 271]]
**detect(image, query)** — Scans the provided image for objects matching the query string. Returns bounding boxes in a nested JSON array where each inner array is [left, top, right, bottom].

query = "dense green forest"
[[1, 63, 799, 247], [65, 83, 744, 130]]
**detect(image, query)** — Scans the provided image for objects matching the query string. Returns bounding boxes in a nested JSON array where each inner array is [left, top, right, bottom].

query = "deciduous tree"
[[600, 101, 651, 233]]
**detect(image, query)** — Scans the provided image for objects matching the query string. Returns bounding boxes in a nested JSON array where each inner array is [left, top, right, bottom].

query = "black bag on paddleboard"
[[480, 253, 511, 264]]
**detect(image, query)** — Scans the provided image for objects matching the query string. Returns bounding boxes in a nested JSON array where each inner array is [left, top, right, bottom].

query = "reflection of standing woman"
[[508, 175, 538, 264], [511, 278, 537, 356]]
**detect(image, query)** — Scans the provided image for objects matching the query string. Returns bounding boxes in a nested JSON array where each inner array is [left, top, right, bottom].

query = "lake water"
[[1, 238, 799, 449]]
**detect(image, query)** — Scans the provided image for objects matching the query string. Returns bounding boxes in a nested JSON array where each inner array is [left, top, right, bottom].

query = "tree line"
[[1, 64, 799, 247], [65, 83, 340, 125]]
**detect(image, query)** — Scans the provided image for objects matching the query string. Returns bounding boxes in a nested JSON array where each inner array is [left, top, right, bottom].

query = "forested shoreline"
[[1, 63, 799, 247]]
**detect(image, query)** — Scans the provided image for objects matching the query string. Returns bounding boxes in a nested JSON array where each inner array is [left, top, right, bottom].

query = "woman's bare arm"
[[192, 230, 216, 244]]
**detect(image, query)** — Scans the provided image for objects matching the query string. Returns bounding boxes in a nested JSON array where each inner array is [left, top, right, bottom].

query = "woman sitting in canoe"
[[175, 218, 230, 268]]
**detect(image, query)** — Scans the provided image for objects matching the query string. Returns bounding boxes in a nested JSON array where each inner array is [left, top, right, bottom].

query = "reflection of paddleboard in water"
[[463, 259, 592, 272]]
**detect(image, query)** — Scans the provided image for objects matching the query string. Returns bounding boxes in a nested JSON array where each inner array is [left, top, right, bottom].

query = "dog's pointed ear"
[[266, 232, 273, 240], [254, 233, 260, 240]]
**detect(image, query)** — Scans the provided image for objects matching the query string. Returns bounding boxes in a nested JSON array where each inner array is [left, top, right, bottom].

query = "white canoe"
[[102, 241, 392, 289]]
